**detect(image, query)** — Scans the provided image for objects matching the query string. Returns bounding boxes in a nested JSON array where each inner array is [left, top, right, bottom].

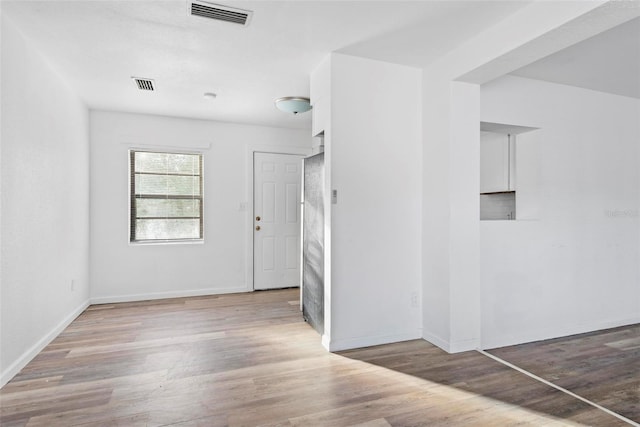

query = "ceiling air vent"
[[132, 77, 155, 91], [189, 1, 253, 26]]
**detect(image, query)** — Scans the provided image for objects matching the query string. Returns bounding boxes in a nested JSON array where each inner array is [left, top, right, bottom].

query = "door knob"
[[256, 216, 261, 221], [255, 226, 261, 231]]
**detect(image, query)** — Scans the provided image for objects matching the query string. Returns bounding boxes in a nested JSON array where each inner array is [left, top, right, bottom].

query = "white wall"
[[1, 15, 90, 387], [90, 111, 311, 302], [480, 75, 640, 348], [327, 54, 423, 350], [448, 82, 482, 352], [421, 72, 452, 350], [421, 77, 482, 352]]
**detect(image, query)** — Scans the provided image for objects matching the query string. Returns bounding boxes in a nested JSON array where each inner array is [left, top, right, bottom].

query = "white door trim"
[[245, 145, 312, 291]]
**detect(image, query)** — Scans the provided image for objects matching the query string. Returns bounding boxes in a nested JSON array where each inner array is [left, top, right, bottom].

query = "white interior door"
[[254, 152, 302, 290]]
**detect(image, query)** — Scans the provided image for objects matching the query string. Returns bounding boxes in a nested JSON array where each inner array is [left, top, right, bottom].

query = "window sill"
[[129, 239, 204, 246]]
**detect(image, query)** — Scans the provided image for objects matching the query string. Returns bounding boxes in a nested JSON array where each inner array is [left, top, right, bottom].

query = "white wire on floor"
[[477, 349, 640, 427]]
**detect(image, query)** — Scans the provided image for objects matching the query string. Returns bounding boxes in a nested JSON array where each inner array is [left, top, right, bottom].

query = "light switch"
[[332, 189, 337, 204]]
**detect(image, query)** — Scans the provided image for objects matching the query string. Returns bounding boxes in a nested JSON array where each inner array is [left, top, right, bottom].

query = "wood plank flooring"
[[0, 289, 635, 426], [489, 324, 640, 424]]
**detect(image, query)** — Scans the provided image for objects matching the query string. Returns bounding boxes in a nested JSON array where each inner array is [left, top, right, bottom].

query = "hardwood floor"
[[489, 324, 640, 424], [0, 289, 635, 426]]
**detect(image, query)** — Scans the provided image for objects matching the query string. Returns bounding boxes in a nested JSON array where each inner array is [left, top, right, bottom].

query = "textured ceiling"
[[4, 1, 636, 130], [1, 0, 529, 129]]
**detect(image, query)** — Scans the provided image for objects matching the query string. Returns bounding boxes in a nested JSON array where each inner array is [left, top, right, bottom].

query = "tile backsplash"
[[480, 192, 516, 220]]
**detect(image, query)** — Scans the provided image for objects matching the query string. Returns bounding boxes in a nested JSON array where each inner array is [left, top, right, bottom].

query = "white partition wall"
[[480, 75, 640, 348], [420, 1, 636, 352]]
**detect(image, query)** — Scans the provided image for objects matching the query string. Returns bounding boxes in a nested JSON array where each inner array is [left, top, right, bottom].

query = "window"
[[130, 150, 203, 242]]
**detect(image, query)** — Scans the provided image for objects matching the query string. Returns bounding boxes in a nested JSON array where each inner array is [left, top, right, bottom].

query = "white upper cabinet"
[[480, 130, 515, 193]]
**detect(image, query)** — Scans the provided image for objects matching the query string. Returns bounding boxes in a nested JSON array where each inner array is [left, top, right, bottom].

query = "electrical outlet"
[[70, 279, 75, 292]]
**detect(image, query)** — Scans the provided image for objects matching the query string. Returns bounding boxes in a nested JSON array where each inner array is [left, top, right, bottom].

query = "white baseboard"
[[481, 315, 640, 350], [90, 285, 250, 305], [422, 331, 451, 353], [424, 316, 640, 354], [449, 338, 480, 353], [327, 330, 421, 352], [422, 333, 479, 353], [1, 299, 90, 388]]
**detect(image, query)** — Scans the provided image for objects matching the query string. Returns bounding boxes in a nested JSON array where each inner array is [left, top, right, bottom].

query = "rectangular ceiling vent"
[[132, 77, 155, 91], [189, 1, 253, 26]]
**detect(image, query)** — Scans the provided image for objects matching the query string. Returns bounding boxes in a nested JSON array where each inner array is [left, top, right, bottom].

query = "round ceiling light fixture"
[[274, 97, 312, 114]]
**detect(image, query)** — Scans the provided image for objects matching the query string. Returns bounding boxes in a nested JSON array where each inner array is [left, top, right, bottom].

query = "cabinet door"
[[480, 131, 510, 193]]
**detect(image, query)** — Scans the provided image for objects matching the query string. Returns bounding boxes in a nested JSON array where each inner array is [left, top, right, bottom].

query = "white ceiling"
[[511, 16, 640, 99], [1, 0, 530, 129], [4, 1, 637, 131]]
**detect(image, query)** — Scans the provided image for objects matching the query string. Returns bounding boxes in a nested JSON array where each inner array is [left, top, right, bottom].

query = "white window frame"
[[129, 149, 204, 243]]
